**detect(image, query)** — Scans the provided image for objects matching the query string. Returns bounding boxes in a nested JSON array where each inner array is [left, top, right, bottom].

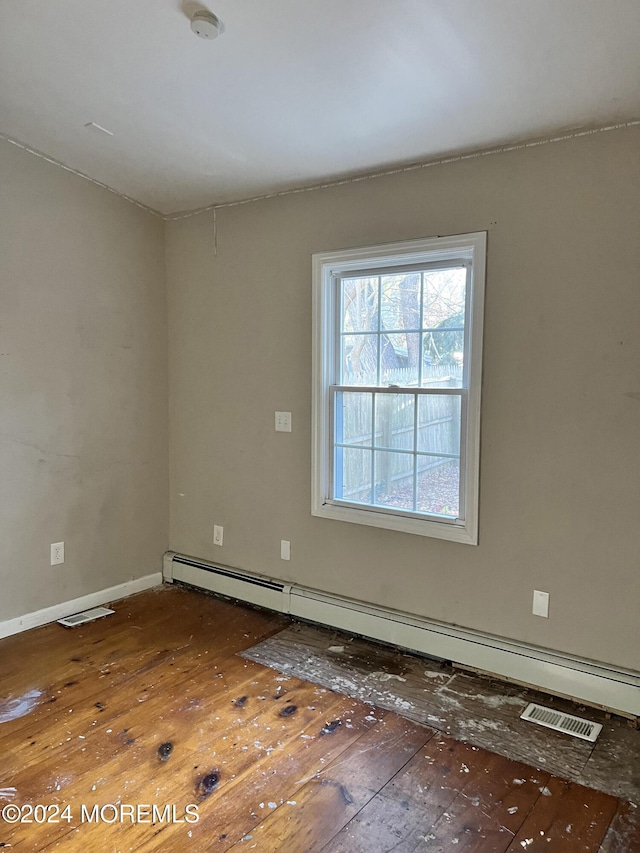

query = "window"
[[312, 232, 486, 544]]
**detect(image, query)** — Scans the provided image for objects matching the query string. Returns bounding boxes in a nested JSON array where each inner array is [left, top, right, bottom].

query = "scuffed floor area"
[[242, 622, 640, 803]]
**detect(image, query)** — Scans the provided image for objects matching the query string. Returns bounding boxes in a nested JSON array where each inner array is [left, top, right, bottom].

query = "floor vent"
[[520, 702, 602, 742], [58, 607, 115, 628]]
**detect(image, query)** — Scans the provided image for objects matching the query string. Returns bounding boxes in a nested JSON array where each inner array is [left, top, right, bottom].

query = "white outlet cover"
[[275, 411, 292, 432], [50, 541, 65, 565], [213, 525, 224, 546], [280, 539, 291, 560], [532, 590, 550, 618]]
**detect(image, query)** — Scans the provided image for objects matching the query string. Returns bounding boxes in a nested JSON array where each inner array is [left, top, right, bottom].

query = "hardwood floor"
[[0, 585, 637, 852]]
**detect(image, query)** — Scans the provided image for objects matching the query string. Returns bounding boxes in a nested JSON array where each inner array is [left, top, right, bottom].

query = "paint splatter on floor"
[[0, 689, 42, 723]]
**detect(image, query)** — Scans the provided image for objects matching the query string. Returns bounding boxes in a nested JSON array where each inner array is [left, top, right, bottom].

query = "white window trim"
[[312, 232, 486, 545]]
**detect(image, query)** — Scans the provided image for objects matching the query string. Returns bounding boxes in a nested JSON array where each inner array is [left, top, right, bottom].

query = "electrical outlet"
[[280, 539, 291, 560], [50, 542, 64, 565], [213, 525, 224, 546], [275, 411, 292, 432], [532, 590, 549, 618]]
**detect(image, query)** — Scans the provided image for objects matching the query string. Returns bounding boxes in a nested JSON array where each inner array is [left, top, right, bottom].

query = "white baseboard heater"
[[163, 551, 640, 719]]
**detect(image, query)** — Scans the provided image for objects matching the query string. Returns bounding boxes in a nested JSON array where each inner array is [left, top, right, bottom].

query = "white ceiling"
[[1, 0, 639, 215]]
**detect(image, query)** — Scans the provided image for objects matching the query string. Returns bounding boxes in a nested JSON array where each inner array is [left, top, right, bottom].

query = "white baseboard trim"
[[0, 572, 163, 640], [164, 551, 640, 718]]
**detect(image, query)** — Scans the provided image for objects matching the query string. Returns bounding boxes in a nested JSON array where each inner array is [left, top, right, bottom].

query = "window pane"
[[422, 268, 466, 372], [416, 459, 460, 517], [422, 334, 464, 387], [380, 272, 420, 331], [341, 333, 378, 383], [374, 450, 414, 510], [417, 395, 461, 455], [421, 362, 463, 389], [423, 267, 466, 328], [381, 332, 420, 386], [342, 276, 378, 333], [336, 392, 372, 447], [336, 446, 371, 503], [374, 394, 414, 450]]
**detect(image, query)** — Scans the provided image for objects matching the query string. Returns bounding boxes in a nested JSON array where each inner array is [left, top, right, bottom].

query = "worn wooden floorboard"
[[575, 718, 640, 800], [506, 776, 619, 852], [599, 800, 640, 852], [322, 734, 620, 853], [241, 621, 640, 802], [224, 713, 433, 853], [321, 734, 546, 852], [0, 585, 636, 852]]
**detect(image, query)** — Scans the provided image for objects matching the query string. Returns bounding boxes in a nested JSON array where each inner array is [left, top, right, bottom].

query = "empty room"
[[1, 1, 639, 850]]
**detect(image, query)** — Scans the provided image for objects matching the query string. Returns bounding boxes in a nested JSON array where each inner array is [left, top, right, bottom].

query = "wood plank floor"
[[0, 584, 637, 852]]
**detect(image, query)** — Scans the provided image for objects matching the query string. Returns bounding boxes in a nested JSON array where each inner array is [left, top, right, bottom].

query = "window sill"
[[311, 500, 478, 544]]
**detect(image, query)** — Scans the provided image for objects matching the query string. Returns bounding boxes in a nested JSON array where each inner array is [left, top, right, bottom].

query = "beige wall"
[[166, 125, 640, 671], [0, 140, 168, 621], [4, 125, 635, 668]]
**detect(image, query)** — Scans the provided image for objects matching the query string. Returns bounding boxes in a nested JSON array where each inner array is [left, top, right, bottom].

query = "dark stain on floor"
[[157, 741, 173, 762], [198, 771, 220, 799]]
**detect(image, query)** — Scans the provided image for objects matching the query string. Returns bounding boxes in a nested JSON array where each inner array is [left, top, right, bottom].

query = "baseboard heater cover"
[[164, 554, 290, 613], [163, 551, 640, 718]]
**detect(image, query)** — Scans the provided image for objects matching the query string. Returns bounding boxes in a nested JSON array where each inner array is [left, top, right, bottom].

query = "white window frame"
[[312, 232, 486, 545]]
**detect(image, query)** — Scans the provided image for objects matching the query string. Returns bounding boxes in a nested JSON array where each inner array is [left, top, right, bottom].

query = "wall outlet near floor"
[[50, 542, 65, 565], [280, 539, 291, 560], [532, 589, 549, 618], [213, 525, 224, 546]]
